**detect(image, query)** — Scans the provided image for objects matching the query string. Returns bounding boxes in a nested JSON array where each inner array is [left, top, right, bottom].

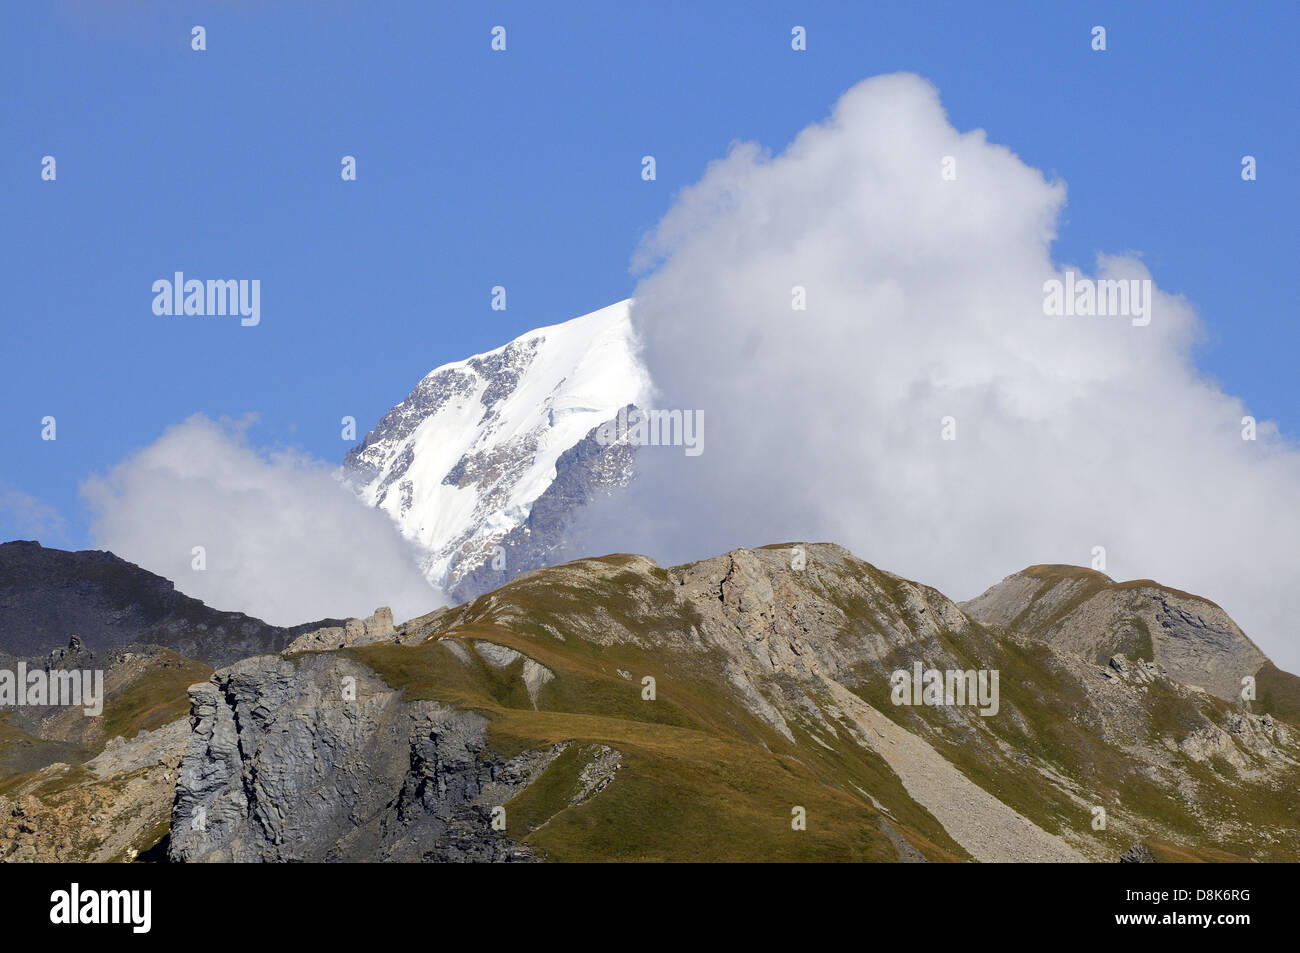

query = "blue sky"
[[2, 0, 1296, 548]]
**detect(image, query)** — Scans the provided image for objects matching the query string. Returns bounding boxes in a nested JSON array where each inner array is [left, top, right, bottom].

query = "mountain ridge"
[[961, 563, 1270, 701], [0, 540, 341, 667], [166, 542, 1299, 863], [2, 541, 1295, 863]]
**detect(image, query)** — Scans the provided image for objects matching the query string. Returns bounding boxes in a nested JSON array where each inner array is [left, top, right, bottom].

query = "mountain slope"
[[0, 642, 211, 862], [0, 603, 404, 862], [961, 564, 1269, 701], [0, 541, 339, 666], [166, 544, 1300, 863], [342, 300, 650, 602]]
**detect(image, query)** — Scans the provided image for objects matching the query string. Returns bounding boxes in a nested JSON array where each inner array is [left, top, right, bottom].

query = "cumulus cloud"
[[82, 415, 443, 626], [575, 73, 1300, 670]]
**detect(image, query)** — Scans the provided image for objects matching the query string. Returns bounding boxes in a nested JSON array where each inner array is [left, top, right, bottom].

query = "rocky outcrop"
[[961, 566, 1267, 701], [169, 652, 545, 862], [282, 607, 396, 655], [1120, 842, 1155, 863]]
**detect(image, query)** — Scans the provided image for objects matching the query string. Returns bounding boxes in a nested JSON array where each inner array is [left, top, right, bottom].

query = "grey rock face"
[[961, 567, 1267, 701], [571, 744, 621, 805], [169, 653, 537, 862], [282, 606, 396, 655]]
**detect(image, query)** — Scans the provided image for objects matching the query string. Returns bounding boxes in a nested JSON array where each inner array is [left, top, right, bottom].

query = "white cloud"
[[82, 415, 443, 627], [576, 73, 1300, 671]]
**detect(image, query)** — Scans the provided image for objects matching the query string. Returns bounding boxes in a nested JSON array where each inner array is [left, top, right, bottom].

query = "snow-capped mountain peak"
[[344, 300, 651, 599]]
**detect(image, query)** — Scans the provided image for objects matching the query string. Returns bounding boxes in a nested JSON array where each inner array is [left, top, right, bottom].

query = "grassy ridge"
[[355, 582, 970, 862]]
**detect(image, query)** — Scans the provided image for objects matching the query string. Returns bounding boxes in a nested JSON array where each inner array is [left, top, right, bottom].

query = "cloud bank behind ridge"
[[572, 73, 1300, 671], [82, 415, 443, 627]]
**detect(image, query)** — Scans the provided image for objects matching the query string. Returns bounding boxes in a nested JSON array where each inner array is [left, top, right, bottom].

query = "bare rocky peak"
[[282, 606, 398, 655], [960, 565, 1268, 701]]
